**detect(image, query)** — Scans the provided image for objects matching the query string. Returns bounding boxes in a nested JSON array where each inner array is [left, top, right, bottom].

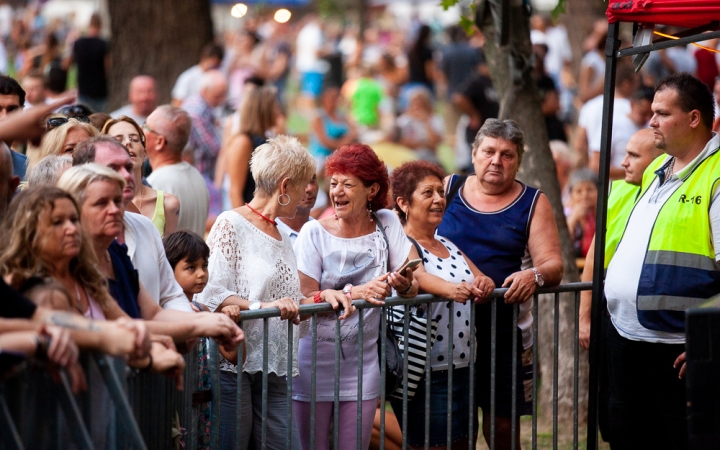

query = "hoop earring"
[[278, 194, 291, 206]]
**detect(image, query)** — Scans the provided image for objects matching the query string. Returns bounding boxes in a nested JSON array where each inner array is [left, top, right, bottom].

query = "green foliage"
[[440, 0, 459, 11], [552, 0, 567, 21], [459, 15, 476, 35], [439, 0, 475, 36]]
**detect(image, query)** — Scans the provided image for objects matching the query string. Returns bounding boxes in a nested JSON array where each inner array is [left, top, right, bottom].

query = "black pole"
[[587, 21, 620, 450]]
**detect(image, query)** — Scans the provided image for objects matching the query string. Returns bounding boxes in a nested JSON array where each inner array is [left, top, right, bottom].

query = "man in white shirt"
[[589, 87, 654, 179], [71, 136, 191, 312], [171, 44, 224, 106], [575, 63, 636, 167], [110, 75, 158, 125], [144, 105, 209, 237], [275, 174, 318, 246], [604, 73, 720, 449]]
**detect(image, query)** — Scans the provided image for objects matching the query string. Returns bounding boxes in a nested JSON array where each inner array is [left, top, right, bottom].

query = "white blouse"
[[196, 211, 303, 376]]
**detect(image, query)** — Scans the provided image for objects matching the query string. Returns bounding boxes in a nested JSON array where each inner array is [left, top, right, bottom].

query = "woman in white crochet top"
[[196, 135, 352, 450]]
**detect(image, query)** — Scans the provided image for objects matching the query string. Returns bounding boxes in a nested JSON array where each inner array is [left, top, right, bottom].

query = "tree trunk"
[[106, 0, 214, 110], [562, 0, 607, 74], [476, 0, 586, 431]]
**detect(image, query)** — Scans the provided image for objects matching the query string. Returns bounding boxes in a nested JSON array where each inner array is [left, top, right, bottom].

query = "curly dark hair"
[[390, 160, 446, 224], [325, 143, 390, 211]]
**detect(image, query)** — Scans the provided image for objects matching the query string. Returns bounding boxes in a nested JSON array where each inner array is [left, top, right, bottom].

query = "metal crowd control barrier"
[[0, 349, 204, 450], [0, 282, 592, 449], [210, 281, 593, 450]]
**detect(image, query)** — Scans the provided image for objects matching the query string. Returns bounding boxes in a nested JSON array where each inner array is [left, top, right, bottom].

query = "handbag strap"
[[371, 211, 391, 273], [406, 236, 423, 260]]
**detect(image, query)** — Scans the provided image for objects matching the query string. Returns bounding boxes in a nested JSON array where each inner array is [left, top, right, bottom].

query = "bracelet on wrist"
[[313, 290, 324, 303], [399, 283, 414, 295]]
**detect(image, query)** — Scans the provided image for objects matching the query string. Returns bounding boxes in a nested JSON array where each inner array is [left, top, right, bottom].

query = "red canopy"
[[607, 0, 720, 28]]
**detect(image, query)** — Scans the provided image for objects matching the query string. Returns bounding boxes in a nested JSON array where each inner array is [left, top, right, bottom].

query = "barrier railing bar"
[[511, 304, 518, 450], [310, 313, 318, 450], [402, 304, 410, 450], [93, 354, 148, 450], [553, 292, 560, 450], [532, 294, 539, 450], [261, 317, 269, 449], [447, 301, 454, 448], [236, 324, 244, 450], [573, 292, 580, 450], [234, 283, 593, 321], [490, 298, 497, 450], [380, 307, 387, 450], [357, 308, 365, 450], [424, 300, 432, 450], [54, 371, 93, 450], [209, 339, 221, 449], [286, 320, 294, 450], [469, 300, 476, 450], [184, 348, 199, 450], [0, 391, 24, 450], [333, 311, 340, 450]]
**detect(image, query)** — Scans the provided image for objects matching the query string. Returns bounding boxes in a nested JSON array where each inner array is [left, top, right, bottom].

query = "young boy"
[[163, 230, 242, 362], [163, 230, 244, 450]]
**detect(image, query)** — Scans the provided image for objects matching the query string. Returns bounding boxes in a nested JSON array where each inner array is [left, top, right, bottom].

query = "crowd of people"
[[0, 5, 718, 450]]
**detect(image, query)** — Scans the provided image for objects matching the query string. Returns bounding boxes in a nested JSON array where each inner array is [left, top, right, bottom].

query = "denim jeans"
[[220, 370, 300, 450]]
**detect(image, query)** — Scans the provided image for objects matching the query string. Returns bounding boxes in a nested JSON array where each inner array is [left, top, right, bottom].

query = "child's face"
[[174, 257, 209, 296], [570, 180, 598, 209]]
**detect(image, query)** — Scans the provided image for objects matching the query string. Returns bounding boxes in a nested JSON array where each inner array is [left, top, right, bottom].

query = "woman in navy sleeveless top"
[[437, 119, 563, 447]]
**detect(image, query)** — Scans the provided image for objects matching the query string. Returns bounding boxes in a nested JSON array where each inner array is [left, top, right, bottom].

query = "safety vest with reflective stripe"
[[631, 150, 720, 333], [604, 180, 640, 269]]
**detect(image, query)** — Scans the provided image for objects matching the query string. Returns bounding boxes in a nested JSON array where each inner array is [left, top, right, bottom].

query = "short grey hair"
[[472, 119, 526, 163], [199, 70, 226, 91], [27, 155, 72, 187], [150, 105, 192, 155], [250, 135, 316, 197], [567, 168, 598, 192], [57, 163, 126, 207]]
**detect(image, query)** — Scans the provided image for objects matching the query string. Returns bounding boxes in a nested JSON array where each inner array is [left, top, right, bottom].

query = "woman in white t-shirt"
[[391, 160, 495, 448], [293, 144, 418, 450]]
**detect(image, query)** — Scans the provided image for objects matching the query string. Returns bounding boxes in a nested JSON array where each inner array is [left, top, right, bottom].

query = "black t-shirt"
[[0, 278, 37, 319], [73, 37, 109, 98], [545, 115, 567, 142], [460, 74, 500, 145], [408, 46, 433, 88]]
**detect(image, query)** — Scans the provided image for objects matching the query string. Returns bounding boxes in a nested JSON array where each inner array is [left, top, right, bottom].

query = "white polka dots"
[[419, 234, 473, 371]]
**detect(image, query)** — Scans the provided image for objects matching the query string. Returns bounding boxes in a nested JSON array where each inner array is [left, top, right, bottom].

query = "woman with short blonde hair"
[[196, 134, 352, 449], [29, 118, 98, 170]]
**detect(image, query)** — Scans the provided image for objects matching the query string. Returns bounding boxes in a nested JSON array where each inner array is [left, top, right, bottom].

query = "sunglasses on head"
[[58, 104, 94, 117], [47, 116, 91, 129]]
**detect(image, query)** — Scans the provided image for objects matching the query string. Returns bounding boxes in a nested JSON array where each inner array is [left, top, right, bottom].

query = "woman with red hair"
[[293, 143, 418, 450]]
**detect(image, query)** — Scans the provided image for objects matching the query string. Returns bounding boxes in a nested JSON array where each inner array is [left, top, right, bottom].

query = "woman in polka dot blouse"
[[391, 160, 495, 449]]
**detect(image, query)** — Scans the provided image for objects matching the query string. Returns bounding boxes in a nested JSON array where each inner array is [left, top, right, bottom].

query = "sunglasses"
[[58, 104, 94, 117], [47, 116, 91, 129]]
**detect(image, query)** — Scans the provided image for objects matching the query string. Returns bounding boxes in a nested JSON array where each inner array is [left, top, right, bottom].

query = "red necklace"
[[245, 203, 276, 226]]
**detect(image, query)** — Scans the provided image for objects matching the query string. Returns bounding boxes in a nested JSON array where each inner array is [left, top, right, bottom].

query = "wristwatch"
[[342, 284, 353, 300], [530, 267, 545, 287], [248, 302, 262, 311]]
